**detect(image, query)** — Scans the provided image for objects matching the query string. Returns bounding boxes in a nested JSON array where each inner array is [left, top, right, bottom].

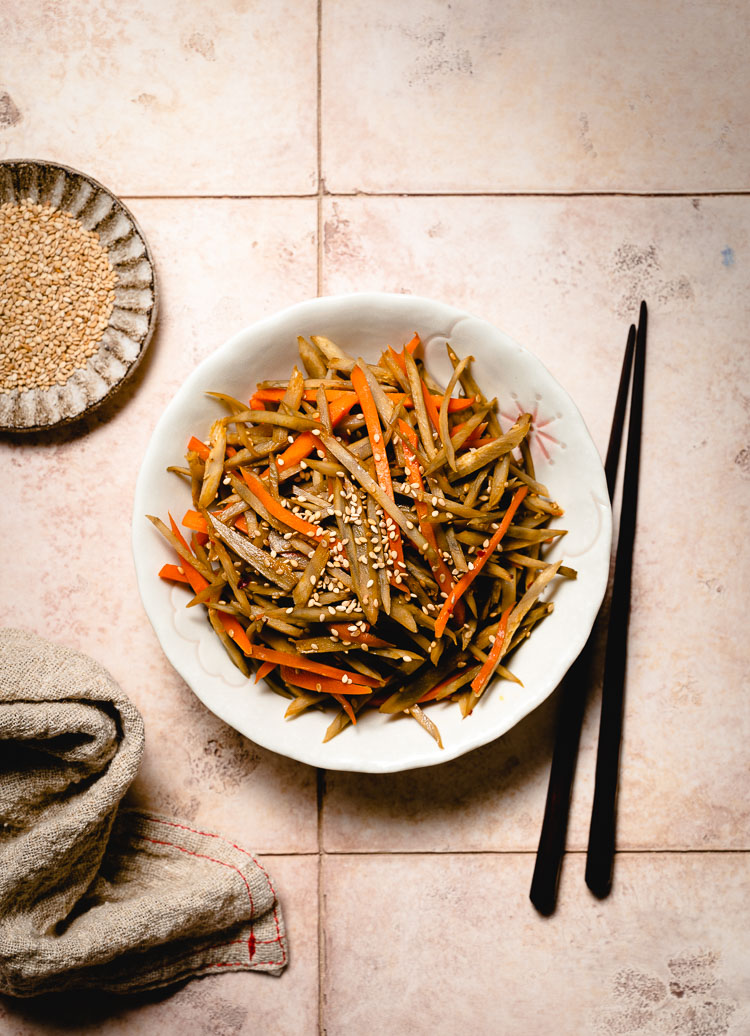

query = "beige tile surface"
[[3, 0, 750, 1031], [0, 856, 319, 1035], [0, 0, 318, 196], [321, 194, 750, 851], [0, 198, 319, 852], [322, 852, 750, 1036], [322, 0, 750, 194]]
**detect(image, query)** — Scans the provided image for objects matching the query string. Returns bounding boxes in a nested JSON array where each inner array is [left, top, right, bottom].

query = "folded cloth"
[[0, 627, 287, 996]]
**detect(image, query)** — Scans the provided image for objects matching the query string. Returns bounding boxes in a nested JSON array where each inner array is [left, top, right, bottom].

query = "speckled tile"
[[320, 194, 750, 852], [321, 852, 750, 1036], [0, 855, 319, 1036], [0, 198, 319, 852], [0, 0, 317, 195], [322, 0, 750, 194]]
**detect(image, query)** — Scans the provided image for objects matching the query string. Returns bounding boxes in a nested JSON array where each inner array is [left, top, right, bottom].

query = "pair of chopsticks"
[[530, 300, 647, 915]]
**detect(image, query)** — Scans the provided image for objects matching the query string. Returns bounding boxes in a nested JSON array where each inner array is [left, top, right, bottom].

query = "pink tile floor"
[[1, 1, 749, 1033]]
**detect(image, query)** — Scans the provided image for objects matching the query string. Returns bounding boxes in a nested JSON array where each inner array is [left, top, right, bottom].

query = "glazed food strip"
[[439, 356, 472, 470], [266, 394, 359, 475], [448, 414, 532, 479], [198, 421, 227, 508], [403, 349, 438, 458], [293, 542, 330, 607], [470, 606, 512, 699], [240, 467, 337, 545], [434, 486, 529, 637], [244, 387, 476, 412], [279, 666, 375, 696], [206, 512, 297, 591], [149, 514, 254, 654], [397, 420, 464, 624], [318, 430, 438, 561], [351, 362, 404, 568], [243, 645, 381, 686]]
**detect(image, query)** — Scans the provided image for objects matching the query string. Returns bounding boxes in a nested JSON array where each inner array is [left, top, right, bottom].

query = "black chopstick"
[[529, 306, 643, 915], [585, 301, 647, 897]]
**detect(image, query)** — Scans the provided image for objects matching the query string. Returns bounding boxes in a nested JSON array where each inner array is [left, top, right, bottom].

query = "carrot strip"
[[252, 388, 354, 404], [187, 436, 209, 460], [331, 693, 357, 724], [453, 419, 488, 445], [166, 515, 251, 651], [264, 393, 358, 475], [442, 396, 475, 413], [255, 660, 277, 683], [421, 379, 442, 433], [405, 333, 421, 355], [351, 363, 404, 567], [434, 486, 528, 637], [244, 644, 382, 685], [470, 606, 512, 696], [417, 674, 456, 703], [240, 468, 331, 542], [250, 386, 473, 413], [280, 666, 374, 696], [387, 344, 407, 375], [159, 563, 190, 584], [168, 514, 209, 593], [182, 507, 249, 536], [397, 420, 464, 624], [182, 509, 208, 534], [219, 614, 254, 655]]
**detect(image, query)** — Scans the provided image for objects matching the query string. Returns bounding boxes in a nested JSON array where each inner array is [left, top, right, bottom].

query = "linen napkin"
[[0, 627, 287, 996]]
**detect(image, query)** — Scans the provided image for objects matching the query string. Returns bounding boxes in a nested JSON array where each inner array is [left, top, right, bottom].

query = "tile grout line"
[[121, 189, 750, 201], [317, 773, 327, 1036], [258, 847, 750, 856], [316, 0, 324, 300], [315, 7, 325, 1034]]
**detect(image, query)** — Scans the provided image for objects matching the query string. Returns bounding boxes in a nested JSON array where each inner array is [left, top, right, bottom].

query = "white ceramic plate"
[[132, 293, 611, 773]]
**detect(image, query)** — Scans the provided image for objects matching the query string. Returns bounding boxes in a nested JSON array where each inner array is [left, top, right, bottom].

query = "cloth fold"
[[0, 627, 287, 996]]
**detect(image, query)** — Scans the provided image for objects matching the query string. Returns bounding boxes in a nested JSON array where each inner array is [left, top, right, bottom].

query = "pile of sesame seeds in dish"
[[149, 332, 575, 747], [0, 198, 116, 394]]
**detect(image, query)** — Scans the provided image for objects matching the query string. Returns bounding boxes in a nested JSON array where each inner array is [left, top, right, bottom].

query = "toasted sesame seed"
[[0, 199, 117, 393]]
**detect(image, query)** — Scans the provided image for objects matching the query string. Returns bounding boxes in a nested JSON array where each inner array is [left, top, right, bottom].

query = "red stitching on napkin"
[[145, 816, 285, 969], [141, 817, 286, 968]]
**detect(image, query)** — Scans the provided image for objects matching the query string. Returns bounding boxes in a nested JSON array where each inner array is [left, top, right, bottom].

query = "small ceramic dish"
[[0, 159, 157, 432], [132, 293, 611, 773]]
